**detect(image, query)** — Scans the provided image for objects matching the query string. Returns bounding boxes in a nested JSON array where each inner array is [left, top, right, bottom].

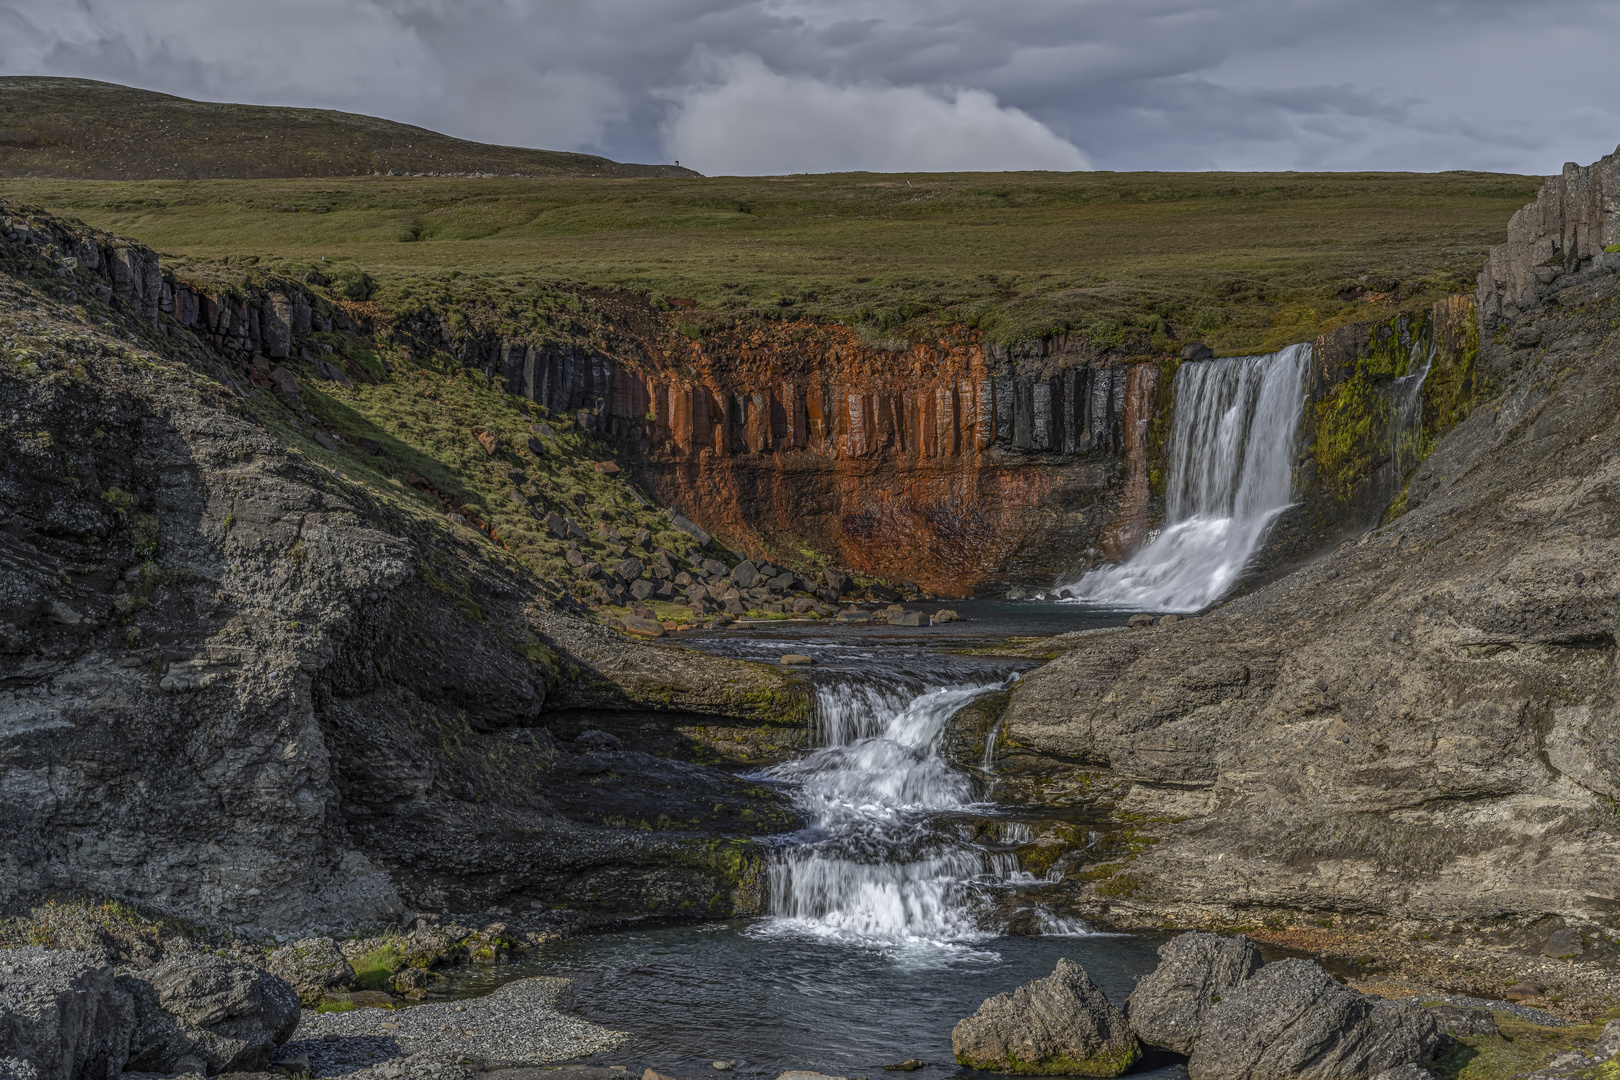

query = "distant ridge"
[[0, 76, 699, 180]]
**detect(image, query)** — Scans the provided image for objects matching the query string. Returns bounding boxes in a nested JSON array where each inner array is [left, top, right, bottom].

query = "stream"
[[433, 607, 1188, 1079]]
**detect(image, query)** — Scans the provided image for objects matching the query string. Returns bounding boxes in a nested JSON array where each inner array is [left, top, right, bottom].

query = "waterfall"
[[1058, 342, 1312, 613], [1391, 338, 1435, 477], [761, 677, 1066, 946]]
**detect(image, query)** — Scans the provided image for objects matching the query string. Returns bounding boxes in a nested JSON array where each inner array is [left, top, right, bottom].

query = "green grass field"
[[3, 167, 1541, 351]]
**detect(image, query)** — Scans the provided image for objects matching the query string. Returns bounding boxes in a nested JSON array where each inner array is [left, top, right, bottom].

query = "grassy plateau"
[[2, 167, 1540, 352]]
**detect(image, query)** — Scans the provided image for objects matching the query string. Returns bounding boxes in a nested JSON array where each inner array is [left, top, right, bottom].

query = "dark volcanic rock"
[[1186, 959, 1439, 1080], [266, 937, 355, 1007], [1126, 931, 1263, 1054], [0, 947, 133, 1080], [952, 958, 1139, 1076], [120, 953, 300, 1075]]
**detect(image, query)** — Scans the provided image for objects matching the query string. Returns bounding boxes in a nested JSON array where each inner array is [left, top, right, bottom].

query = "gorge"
[[7, 78, 1620, 1078]]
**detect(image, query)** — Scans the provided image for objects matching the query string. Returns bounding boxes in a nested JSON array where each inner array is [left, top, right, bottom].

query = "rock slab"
[[952, 958, 1139, 1076], [0, 948, 133, 1080], [266, 937, 356, 1007], [1186, 959, 1440, 1080], [119, 953, 300, 1075], [1126, 931, 1263, 1054]]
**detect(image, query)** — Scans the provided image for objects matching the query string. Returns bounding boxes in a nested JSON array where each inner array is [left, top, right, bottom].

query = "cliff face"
[[400, 306, 1162, 595], [0, 205, 803, 935], [996, 154, 1620, 936]]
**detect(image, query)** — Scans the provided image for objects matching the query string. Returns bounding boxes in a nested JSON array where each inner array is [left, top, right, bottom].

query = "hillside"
[[0, 76, 695, 181], [4, 165, 1539, 352]]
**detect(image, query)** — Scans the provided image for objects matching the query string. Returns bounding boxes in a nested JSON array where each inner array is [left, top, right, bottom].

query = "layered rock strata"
[[0, 206, 802, 934]]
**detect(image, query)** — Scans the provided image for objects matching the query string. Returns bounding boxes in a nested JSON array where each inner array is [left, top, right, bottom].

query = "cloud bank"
[[2, 0, 1618, 176]]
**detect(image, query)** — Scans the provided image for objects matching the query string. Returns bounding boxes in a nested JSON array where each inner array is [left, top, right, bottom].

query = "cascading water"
[[1391, 338, 1435, 476], [761, 674, 1077, 947], [1058, 342, 1312, 613]]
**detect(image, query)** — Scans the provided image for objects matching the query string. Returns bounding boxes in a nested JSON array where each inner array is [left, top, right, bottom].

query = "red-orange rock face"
[[421, 313, 1160, 595], [629, 322, 1157, 595]]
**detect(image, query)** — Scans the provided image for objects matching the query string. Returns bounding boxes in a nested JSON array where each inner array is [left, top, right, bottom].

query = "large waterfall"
[[1060, 342, 1312, 613]]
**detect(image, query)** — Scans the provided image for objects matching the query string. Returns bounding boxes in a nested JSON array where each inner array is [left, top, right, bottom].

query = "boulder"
[[621, 616, 665, 638], [0, 948, 133, 1080], [630, 580, 656, 601], [1126, 931, 1263, 1054], [952, 958, 1139, 1076], [1187, 959, 1440, 1080], [476, 431, 499, 456], [1127, 614, 1155, 627], [731, 561, 759, 588], [265, 937, 355, 1007], [780, 654, 814, 665], [868, 584, 901, 602], [119, 953, 300, 1075], [822, 569, 852, 593], [835, 611, 871, 624], [614, 557, 645, 583], [934, 609, 961, 623], [1422, 1004, 1498, 1037], [891, 611, 930, 627]]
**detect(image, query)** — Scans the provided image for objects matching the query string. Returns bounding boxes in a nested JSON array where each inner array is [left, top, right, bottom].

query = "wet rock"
[[1423, 1004, 1498, 1037], [780, 654, 814, 665], [1186, 959, 1439, 1080], [1180, 342, 1215, 363], [1125, 931, 1263, 1054], [120, 953, 300, 1075], [0, 947, 134, 1080], [952, 957, 1139, 1075], [266, 937, 355, 1007], [1007, 587, 1027, 600], [620, 616, 665, 638], [892, 610, 930, 627], [933, 609, 961, 623]]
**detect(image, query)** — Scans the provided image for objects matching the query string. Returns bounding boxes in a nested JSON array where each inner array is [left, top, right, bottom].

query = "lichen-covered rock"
[[266, 937, 355, 1006], [1187, 959, 1440, 1080], [952, 958, 1139, 1076], [0, 947, 133, 1080], [119, 953, 300, 1074], [1126, 931, 1263, 1054]]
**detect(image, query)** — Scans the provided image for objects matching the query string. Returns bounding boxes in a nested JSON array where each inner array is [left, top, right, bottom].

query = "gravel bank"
[[280, 977, 627, 1077]]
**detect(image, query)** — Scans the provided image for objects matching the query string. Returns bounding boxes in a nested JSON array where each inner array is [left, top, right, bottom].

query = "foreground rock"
[[1126, 931, 1263, 1054], [952, 958, 1139, 1076], [0, 948, 133, 1080], [1186, 959, 1440, 1080], [119, 953, 300, 1075], [267, 937, 355, 1006]]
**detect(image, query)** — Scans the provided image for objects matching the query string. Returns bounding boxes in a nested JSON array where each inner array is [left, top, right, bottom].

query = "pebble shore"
[[279, 977, 627, 1077]]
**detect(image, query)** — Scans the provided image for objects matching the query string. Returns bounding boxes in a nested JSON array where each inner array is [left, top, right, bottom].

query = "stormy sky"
[[3, 0, 1617, 177]]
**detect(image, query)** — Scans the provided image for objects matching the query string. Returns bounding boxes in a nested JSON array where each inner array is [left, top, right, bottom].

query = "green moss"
[[1431, 1015, 1612, 1080], [349, 942, 406, 991], [954, 1039, 1141, 1077]]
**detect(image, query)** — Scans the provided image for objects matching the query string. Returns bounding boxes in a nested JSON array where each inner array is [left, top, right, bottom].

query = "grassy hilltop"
[[4, 168, 1539, 353], [0, 77, 693, 181]]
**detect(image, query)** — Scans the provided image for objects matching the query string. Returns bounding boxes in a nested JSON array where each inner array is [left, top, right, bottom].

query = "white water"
[[1391, 338, 1435, 476], [1058, 342, 1313, 613], [762, 678, 1082, 948]]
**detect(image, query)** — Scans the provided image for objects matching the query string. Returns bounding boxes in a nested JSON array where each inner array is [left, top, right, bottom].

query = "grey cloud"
[[1, 0, 1617, 175]]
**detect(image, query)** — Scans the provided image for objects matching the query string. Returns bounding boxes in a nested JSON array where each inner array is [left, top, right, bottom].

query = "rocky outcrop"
[[1477, 145, 1620, 329], [1125, 932, 1262, 1054], [0, 204, 803, 935], [0, 948, 133, 1080], [119, 953, 300, 1075], [951, 958, 1139, 1076], [997, 150, 1620, 943], [1185, 960, 1439, 1080], [265, 937, 354, 1006]]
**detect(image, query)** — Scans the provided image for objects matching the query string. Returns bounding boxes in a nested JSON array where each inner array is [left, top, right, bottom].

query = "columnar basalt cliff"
[[990, 153, 1620, 957]]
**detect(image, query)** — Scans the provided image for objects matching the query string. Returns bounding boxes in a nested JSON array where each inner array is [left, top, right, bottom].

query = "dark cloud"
[[1, 0, 1615, 175]]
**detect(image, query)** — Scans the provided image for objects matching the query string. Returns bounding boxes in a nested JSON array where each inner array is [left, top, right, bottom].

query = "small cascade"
[[762, 676, 1070, 946], [1391, 338, 1436, 477], [1058, 342, 1313, 613]]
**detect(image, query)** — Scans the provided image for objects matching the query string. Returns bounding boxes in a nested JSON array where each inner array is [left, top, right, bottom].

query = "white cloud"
[[659, 52, 1090, 174]]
